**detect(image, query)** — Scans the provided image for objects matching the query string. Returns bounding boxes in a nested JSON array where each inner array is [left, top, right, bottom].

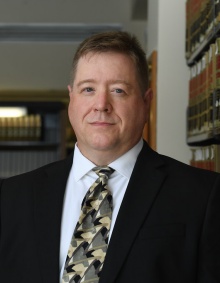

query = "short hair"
[[70, 31, 149, 94]]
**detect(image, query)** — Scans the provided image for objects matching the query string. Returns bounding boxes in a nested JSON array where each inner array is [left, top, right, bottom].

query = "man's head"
[[70, 31, 149, 95], [68, 31, 152, 165]]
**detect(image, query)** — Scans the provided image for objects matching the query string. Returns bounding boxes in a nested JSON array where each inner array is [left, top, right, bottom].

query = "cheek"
[[119, 103, 139, 121], [68, 99, 90, 129], [68, 101, 80, 131], [68, 102, 75, 122], [122, 103, 146, 127]]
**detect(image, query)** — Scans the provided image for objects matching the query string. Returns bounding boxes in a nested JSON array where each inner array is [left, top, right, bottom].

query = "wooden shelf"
[[0, 98, 68, 178], [187, 24, 220, 66], [0, 141, 60, 149]]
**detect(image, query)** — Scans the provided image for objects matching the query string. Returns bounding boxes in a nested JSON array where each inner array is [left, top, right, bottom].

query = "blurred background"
[[0, 0, 191, 177], [0, 0, 148, 90]]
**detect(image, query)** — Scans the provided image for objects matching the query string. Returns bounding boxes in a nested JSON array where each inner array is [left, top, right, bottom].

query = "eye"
[[115, 88, 123, 93], [81, 87, 95, 95], [112, 88, 126, 96], [84, 87, 94, 92]]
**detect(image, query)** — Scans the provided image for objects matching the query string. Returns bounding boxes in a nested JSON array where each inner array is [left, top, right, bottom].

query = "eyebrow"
[[76, 79, 95, 87], [108, 79, 131, 87], [76, 79, 132, 87]]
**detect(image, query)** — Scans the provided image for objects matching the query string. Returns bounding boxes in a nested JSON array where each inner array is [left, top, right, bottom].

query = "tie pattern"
[[62, 166, 114, 283]]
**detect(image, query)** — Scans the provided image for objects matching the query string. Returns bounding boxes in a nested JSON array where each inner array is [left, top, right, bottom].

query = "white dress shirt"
[[59, 139, 143, 280]]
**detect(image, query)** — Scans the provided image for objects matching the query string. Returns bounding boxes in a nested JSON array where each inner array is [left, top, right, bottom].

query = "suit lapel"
[[34, 142, 167, 283], [34, 155, 73, 283], [100, 142, 167, 283]]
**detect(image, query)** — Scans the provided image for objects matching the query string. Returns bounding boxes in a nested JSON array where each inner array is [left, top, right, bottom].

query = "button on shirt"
[[59, 139, 143, 280]]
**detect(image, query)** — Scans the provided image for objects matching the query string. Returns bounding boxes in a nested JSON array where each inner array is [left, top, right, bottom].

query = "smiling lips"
[[90, 121, 114, 126]]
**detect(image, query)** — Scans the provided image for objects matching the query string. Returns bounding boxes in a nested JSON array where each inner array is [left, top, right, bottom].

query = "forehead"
[[75, 51, 137, 79], [80, 51, 134, 65]]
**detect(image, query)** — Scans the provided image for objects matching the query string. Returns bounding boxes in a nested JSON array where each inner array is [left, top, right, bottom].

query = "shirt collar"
[[109, 139, 143, 178], [72, 144, 96, 181], [72, 139, 143, 181]]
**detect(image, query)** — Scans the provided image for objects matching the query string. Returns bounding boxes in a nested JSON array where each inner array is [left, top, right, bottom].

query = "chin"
[[89, 138, 116, 152], [91, 143, 114, 152]]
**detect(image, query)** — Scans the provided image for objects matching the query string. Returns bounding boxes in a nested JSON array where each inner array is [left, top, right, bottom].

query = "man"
[[0, 31, 220, 283]]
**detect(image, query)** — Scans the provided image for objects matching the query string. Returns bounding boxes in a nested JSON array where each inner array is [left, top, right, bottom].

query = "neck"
[[76, 140, 142, 166], [80, 149, 121, 166]]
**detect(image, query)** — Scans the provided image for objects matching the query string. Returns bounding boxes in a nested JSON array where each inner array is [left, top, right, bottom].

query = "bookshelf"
[[185, 0, 220, 172], [0, 91, 76, 178]]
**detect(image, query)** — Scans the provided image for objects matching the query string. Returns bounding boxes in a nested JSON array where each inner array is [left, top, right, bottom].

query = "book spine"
[[206, 0, 215, 36], [0, 115, 42, 142], [207, 44, 216, 130], [215, 38, 220, 129], [200, 0, 207, 43], [215, 0, 220, 24], [190, 145, 219, 172], [204, 52, 209, 132], [200, 55, 207, 133]]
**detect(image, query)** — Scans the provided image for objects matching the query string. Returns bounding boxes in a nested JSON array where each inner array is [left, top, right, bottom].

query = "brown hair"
[[70, 31, 149, 94]]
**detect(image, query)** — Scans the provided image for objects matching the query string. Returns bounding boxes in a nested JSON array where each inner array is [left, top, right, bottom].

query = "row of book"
[[190, 144, 220, 172], [0, 149, 59, 178], [185, 0, 220, 59], [0, 114, 42, 141], [187, 38, 220, 137]]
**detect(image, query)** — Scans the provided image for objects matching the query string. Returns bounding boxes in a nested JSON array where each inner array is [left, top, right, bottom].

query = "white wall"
[[147, 0, 191, 164], [0, 0, 146, 91], [146, 0, 158, 55]]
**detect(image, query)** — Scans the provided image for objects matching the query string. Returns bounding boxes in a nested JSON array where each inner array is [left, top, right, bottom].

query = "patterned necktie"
[[62, 166, 114, 283]]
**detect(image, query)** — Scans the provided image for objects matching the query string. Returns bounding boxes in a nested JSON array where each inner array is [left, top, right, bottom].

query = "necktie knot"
[[93, 166, 114, 181]]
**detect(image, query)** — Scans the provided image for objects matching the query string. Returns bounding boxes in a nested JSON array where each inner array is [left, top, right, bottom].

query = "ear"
[[143, 88, 153, 122], [68, 85, 73, 97], [143, 88, 153, 107]]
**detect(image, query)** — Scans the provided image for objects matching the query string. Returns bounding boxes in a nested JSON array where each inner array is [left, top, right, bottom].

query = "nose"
[[93, 92, 112, 113]]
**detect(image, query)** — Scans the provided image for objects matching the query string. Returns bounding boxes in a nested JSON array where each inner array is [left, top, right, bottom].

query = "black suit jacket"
[[0, 141, 220, 283]]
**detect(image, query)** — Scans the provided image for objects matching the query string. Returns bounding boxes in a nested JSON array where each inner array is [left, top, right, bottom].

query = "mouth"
[[90, 121, 114, 126]]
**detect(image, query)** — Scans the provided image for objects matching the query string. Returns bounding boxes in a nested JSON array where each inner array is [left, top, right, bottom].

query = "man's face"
[[68, 51, 152, 164]]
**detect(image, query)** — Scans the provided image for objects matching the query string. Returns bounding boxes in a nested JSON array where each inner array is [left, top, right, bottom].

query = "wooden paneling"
[[143, 50, 157, 151]]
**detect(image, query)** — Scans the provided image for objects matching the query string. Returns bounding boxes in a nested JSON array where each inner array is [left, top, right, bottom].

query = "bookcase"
[[185, 0, 220, 172], [0, 91, 76, 178]]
